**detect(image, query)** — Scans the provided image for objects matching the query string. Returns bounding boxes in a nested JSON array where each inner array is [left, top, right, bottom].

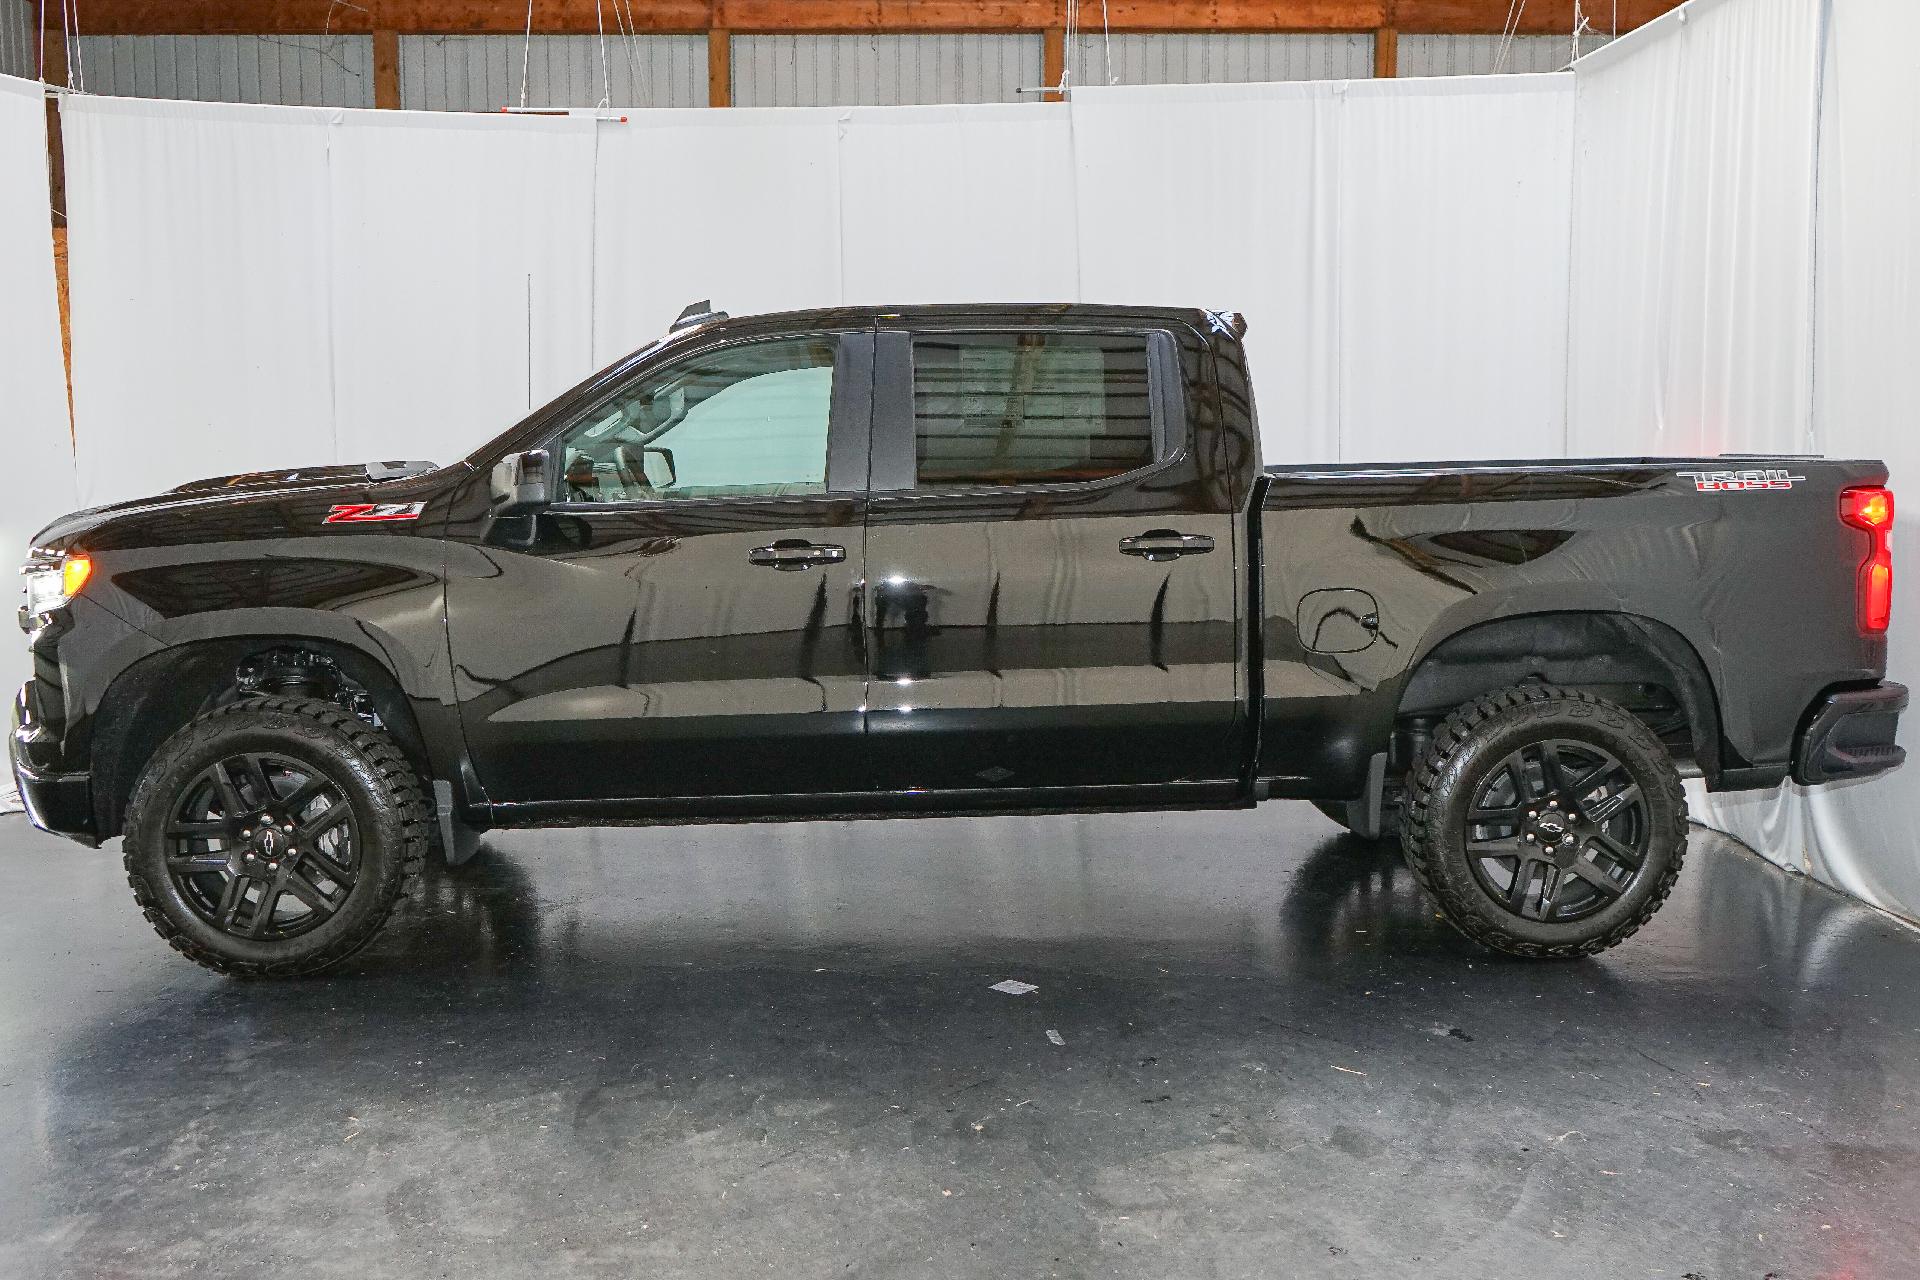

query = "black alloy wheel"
[[124, 695, 429, 977], [1462, 739, 1650, 924], [164, 751, 360, 942], [1399, 684, 1687, 959]]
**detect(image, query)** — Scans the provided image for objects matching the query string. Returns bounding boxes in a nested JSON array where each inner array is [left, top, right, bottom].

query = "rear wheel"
[[1399, 684, 1686, 958], [123, 696, 429, 977]]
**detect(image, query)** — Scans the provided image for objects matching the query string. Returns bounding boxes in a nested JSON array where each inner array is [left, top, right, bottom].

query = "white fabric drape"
[[63, 98, 335, 503], [838, 104, 1078, 306], [1566, 0, 1824, 457], [592, 108, 844, 365], [0, 74, 76, 703], [327, 110, 596, 466], [1072, 75, 1576, 464]]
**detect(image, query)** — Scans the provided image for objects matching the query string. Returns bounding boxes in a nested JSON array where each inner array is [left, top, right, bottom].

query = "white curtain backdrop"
[[592, 108, 845, 364], [838, 104, 1078, 306], [63, 74, 1576, 500], [0, 75, 77, 706], [1566, 0, 1823, 457], [1071, 74, 1576, 464], [327, 111, 596, 465], [63, 97, 336, 503]]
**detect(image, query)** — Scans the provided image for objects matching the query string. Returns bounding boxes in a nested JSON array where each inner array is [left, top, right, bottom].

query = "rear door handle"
[[749, 540, 847, 571], [1119, 530, 1216, 562]]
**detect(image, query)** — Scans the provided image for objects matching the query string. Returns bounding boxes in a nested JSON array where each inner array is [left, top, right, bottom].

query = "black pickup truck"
[[11, 303, 1907, 976]]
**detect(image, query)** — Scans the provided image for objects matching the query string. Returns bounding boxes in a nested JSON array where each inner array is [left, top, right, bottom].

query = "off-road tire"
[[123, 695, 430, 977], [1398, 684, 1687, 958]]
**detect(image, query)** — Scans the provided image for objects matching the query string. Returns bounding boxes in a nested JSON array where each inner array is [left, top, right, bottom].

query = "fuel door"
[[1297, 587, 1380, 655]]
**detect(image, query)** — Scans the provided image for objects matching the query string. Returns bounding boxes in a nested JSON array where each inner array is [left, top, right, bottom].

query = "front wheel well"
[[1388, 612, 1724, 788], [89, 638, 429, 839]]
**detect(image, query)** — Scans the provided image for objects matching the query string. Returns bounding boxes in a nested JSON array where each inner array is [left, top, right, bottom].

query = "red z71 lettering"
[[324, 502, 426, 525]]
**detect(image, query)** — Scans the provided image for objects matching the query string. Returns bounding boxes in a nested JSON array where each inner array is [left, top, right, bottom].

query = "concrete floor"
[[1, 805, 1918, 1280]]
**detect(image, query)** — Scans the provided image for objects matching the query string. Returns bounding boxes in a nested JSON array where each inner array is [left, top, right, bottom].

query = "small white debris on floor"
[[1045, 1029, 1066, 1046], [990, 979, 1039, 995]]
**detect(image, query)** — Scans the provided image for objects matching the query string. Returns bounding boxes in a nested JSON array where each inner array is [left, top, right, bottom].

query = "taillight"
[[1840, 486, 1894, 633]]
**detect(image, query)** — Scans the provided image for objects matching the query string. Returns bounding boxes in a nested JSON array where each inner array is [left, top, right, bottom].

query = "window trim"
[[869, 325, 1188, 499], [542, 329, 872, 513]]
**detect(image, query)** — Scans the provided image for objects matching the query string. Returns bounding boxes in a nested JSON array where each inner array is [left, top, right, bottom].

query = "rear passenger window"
[[910, 332, 1157, 488]]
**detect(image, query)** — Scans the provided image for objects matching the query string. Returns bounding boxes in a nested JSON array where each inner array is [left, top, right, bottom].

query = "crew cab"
[[11, 303, 1907, 975]]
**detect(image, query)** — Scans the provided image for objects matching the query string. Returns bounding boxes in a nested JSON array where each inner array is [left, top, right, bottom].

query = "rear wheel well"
[[1388, 612, 1723, 791], [90, 639, 428, 839]]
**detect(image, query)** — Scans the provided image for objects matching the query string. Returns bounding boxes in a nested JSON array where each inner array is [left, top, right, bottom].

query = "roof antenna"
[[670, 300, 728, 333]]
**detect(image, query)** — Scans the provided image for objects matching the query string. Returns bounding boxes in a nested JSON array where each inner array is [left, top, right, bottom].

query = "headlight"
[[21, 553, 92, 620]]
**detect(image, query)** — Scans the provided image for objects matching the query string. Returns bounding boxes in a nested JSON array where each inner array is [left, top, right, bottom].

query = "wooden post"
[[373, 29, 401, 108], [42, 28, 67, 227], [1373, 25, 1397, 77], [707, 28, 730, 107], [1041, 27, 1065, 101]]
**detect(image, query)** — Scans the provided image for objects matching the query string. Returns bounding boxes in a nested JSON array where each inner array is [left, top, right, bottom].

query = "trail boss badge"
[[1675, 468, 1806, 492], [324, 502, 426, 524]]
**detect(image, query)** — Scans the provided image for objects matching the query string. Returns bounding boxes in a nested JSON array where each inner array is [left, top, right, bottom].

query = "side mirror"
[[489, 449, 550, 517], [640, 446, 677, 490]]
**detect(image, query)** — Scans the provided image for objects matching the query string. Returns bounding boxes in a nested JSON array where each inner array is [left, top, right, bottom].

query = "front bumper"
[[1791, 681, 1908, 786], [10, 683, 99, 846]]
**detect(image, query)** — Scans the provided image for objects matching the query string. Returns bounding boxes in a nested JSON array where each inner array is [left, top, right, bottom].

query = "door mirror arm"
[[489, 449, 552, 517]]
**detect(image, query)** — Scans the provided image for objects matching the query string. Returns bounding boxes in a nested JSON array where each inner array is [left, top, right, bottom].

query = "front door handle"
[[749, 540, 847, 571], [1119, 530, 1216, 562]]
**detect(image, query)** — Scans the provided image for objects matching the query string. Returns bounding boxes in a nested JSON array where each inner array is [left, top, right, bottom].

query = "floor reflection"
[[3, 805, 1918, 1280]]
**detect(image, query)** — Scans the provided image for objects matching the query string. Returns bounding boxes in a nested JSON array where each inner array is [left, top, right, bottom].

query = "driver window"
[[556, 336, 837, 502]]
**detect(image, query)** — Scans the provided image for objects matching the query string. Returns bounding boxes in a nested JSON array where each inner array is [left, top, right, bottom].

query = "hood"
[[29, 459, 443, 553], [167, 460, 436, 495]]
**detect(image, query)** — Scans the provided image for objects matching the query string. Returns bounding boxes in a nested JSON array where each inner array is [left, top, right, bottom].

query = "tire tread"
[[122, 695, 429, 978], [1397, 683, 1687, 959]]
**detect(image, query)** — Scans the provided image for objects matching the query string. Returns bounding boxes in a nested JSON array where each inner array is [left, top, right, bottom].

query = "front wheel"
[[1399, 684, 1687, 959], [122, 695, 429, 977]]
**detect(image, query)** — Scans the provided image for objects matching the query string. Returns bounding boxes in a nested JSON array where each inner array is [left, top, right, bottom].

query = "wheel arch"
[[89, 633, 439, 840], [1393, 610, 1726, 783]]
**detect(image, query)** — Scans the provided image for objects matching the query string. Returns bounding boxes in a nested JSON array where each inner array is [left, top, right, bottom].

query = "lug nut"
[[1527, 810, 1537, 818], [1562, 834, 1574, 845], [268, 862, 279, 871], [242, 828, 252, 838], [1549, 800, 1559, 808], [244, 852, 255, 861], [1524, 833, 1535, 842]]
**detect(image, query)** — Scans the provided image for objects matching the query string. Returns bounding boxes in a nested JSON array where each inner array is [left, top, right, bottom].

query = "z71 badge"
[[1675, 468, 1806, 492], [324, 502, 426, 524]]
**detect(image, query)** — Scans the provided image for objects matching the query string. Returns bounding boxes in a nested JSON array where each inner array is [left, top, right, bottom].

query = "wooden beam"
[[1041, 26, 1064, 101], [372, 29, 401, 107], [708, 28, 731, 106], [42, 28, 67, 229], [54, 0, 1683, 37], [1372, 24, 1396, 76]]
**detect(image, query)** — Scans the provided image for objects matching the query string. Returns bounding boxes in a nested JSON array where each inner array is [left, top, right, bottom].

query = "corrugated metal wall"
[[1399, 33, 1613, 77], [70, 35, 373, 106], [399, 34, 705, 111], [0, 0, 35, 80], [733, 34, 1040, 107], [1069, 33, 1374, 87]]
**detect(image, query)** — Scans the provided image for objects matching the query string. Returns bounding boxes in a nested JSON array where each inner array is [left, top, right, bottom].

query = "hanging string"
[[519, 0, 533, 109], [595, 0, 611, 108], [1100, 0, 1113, 85], [1493, 0, 1528, 74]]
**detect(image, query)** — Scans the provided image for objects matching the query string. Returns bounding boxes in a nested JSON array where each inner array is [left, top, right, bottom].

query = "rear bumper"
[[10, 683, 99, 846], [1791, 681, 1908, 786]]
